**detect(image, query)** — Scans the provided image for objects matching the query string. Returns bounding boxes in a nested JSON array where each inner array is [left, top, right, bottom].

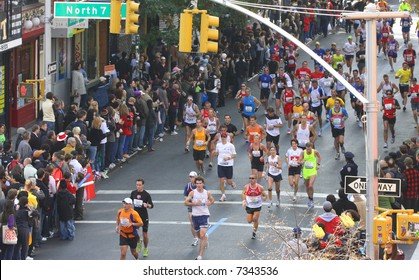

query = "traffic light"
[[199, 12, 219, 53], [373, 215, 392, 245], [125, 0, 140, 34], [110, 0, 122, 34], [179, 12, 193, 53], [397, 213, 419, 240]]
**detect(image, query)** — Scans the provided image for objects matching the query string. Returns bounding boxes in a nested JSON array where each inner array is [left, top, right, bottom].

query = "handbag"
[[2, 225, 18, 245]]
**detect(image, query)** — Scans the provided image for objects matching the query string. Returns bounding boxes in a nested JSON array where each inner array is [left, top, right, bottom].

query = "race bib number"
[[403, 21, 409, 27], [305, 162, 314, 169], [383, 32, 389, 37], [245, 106, 253, 112], [133, 199, 143, 208], [312, 97, 319, 103], [262, 82, 269, 88], [196, 140, 204, 146], [286, 97, 293, 103], [247, 196, 259, 205], [384, 103, 393, 110], [406, 56, 413, 62], [333, 118, 342, 125], [252, 150, 261, 157], [288, 59, 295, 65], [294, 113, 300, 118]]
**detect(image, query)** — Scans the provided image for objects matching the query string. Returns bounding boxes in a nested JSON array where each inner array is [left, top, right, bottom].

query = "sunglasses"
[[249, 177, 256, 179]]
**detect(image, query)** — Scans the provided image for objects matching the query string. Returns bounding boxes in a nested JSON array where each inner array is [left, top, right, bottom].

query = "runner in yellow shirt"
[[395, 62, 412, 111]]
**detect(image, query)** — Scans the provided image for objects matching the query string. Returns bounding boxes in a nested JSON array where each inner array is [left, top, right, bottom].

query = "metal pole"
[[44, 0, 52, 94], [365, 18, 379, 260]]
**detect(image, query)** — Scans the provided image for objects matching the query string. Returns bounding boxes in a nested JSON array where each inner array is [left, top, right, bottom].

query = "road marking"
[[206, 218, 227, 236], [86, 200, 322, 209], [75, 219, 312, 232]]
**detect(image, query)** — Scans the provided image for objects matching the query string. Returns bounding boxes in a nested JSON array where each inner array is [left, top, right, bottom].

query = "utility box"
[[397, 213, 419, 240], [373, 216, 392, 244]]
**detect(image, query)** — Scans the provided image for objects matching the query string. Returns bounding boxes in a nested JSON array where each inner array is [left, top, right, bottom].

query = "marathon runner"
[[299, 142, 321, 209]]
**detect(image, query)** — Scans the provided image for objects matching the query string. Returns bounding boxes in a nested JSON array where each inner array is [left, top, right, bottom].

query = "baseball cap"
[[344, 152, 355, 159], [315, 41, 320, 45], [293, 227, 302, 234], [160, 56, 166, 60], [323, 201, 333, 211], [99, 76, 107, 82], [404, 139, 412, 145], [294, 95, 301, 99], [122, 198, 133, 204], [189, 171, 198, 177], [348, 35, 352, 39]]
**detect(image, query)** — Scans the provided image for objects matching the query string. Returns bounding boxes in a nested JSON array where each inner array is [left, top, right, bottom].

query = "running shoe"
[[391, 136, 395, 144], [251, 231, 256, 239], [268, 201, 272, 209], [143, 248, 149, 257], [109, 163, 116, 169], [192, 238, 199, 246], [185, 146, 190, 152], [318, 129, 322, 137], [335, 153, 340, 160], [170, 131, 178, 135], [231, 182, 237, 189], [383, 143, 388, 148], [403, 106, 406, 112], [287, 128, 291, 134], [358, 121, 363, 128], [276, 200, 280, 207], [158, 133, 164, 137], [26, 256, 34, 260], [206, 151, 210, 158], [307, 199, 314, 209], [196, 256, 203, 260], [209, 162, 213, 168], [219, 194, 226, 202], [341, 146, 345, 153], [292, 194, 297, 202], [137, 240, 142, 252]]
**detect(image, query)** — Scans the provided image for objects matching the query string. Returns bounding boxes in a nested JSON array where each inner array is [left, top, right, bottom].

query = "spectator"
[[333, 188, 359, 216], [315, 201, 344, 236], [42, 92, 56, 132]]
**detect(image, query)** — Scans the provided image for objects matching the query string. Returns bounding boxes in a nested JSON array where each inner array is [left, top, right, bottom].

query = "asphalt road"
[[35, 13, 418, 260]]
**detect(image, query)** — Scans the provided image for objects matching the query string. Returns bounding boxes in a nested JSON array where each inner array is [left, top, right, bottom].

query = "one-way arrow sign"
[[48, 62, 57, 75], [344, 176, 401, 197]]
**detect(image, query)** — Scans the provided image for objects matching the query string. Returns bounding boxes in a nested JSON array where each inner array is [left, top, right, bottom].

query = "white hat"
[[99, 76, 106, 82], [122, 198, 133, 204], [199, 66, 205, 71], [189, 171, 198, 177], [221, 53, 227, 59]]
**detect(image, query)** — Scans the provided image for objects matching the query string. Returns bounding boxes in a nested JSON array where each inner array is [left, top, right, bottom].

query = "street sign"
[[344, 176, 401, 197], [48, 62, 57, 75], [54, 2, 127, 19]]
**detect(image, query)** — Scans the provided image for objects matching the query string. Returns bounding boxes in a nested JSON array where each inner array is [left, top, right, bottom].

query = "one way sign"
[[344, 176, 401, 197]]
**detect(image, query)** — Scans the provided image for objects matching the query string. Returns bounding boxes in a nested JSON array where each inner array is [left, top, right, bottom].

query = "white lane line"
[[86, 200, 322, 209], [75, 220, 312, 232]]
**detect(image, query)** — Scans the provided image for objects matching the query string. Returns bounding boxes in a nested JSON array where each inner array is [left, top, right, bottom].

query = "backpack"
[[51, 162, 64, 186], [205, 76, 216, 91], [387, 169, 408, 193]]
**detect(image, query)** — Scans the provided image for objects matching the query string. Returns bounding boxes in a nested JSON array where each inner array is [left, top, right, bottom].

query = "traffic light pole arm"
[[376, 207, 415, 216]]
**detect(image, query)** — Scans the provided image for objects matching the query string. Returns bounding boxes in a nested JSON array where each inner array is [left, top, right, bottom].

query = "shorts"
[[381, 37, 388, 44], [185, 122, 196, 129], [337, 89, 346, 96], [242, 113, 252, 120], [383, 116, 396, 125], [193, 149, 206, 161], [310, 105, 322, 117], [192, 215, 210, 232], [345, 55, 354, 61], [139, 218, 149, 232], [260, 88, 271, 100], [288, 166, 301, 176], [285, 65, 296, 73], [376, 33, 382, 41], [218, 165, 233, 179], [246, 206, 262, 214], [303, 168, 317, 180], [266, 134, 280, 145], [210, 133, 216, 141], [388, 51, 397, 58], [399, 84, 409, 95], [268, 173, 283, 182], [275, 90, 283, 99], [411, 100, 419, 112], [119, 234, 138, 249], [284, 103, 293, 115], [187, 206, 193, 213], [331, 127, 345, 138], [402, 27, 410, 33], [251, 158, 265, 172]]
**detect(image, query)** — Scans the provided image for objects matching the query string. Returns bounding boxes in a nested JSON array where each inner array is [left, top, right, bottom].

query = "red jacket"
[[315, 213, 344, 236], [121, 113, 134, 136]]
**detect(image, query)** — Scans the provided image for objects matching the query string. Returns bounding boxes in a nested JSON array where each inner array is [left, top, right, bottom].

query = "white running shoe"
[[192, 238, 199, 246]]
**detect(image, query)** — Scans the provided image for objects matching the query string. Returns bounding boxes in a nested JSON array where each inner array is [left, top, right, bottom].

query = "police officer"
[[340, 152, 358, 188]]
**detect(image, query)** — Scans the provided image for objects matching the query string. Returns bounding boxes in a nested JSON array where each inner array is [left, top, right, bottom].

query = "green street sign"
[[54, 2, 126, 19]]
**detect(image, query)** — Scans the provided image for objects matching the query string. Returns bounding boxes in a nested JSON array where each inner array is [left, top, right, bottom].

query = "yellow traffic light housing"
[[125, 0, 141, 34], [373, 215, 392, 245], [200, 12, 219, 53], [397, 213, 419, 240], [110, 0, 122, 34], [179, 12, 193, 53]]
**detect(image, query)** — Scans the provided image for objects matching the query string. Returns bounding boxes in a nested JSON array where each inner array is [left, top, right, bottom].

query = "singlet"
[[388, 39, 398, 52], [332, 54, 344, 69], [251, 145, 264, 162], [184, 103, 197, 124], [206, 117, 218, 135], [283, 88, 294, 104], [296, 124, 310, 147], [382, 98, 397, 118], [403, 49, 416, 65], [409, 84, 419, 102], [381, 26, 390, 38], [216, 132, 231, 144], [242, 95, 255, 117], [309, 86, 323, 108], [247, 125, 262, 143], [292, 104, 303, 119], [301, 111, 315, 125], [267, 155, 282, 176], [287, 51, 297, 68], [300, 86, 311, 103], [320, 77, 334, 97], [286, 147, 303, 167], [303, 149, 317, 174], [259, 74, 272, 89], [343, 42, 356, 56], [245, 184, 263, 208], [329, 107, 346, 129], [401, 18, 411, 29], [193, 128, 207, 151], [265, 114, 281, 137], [191, 189, 210, 216]]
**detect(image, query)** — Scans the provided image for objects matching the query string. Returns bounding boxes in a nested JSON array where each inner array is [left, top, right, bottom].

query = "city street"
[[36, 11, 418, 260]]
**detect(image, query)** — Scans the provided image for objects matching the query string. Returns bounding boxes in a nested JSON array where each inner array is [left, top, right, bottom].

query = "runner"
[[343, 36, 357, 74], [297, 102, 318, 144], [184, 176, 215, 260], [293, 114, 317, 149], [285, 139, 303, 202], [387, 34, 400, 73], [409, 77, 419, 131], [381, 89, 401, 148], [282, 82, 296, 134], [235, 83, 247, 128], [291, 96, 304, 128], [295, 61, 312, 89], [265, 106, 283, 152], [377, 74, 399, 102], [403, 42, 416, 76], [300, 78, 312, 104], [319, 70, 335, 112], [331, 48, 344, 71], [115, 198, 143, 260], [395, 62, 412, 112], [223, 114, 239, 138], [245, 115, 266, 144], [258, 67, 274, 113], [266, 147, 283, 208], [130, 178, 154, 257], [241, 175, 267, 239], [204, 108, 220, 169], [400, 14, 412, 46], [183, 171, 201, 246], [284, 46, 298, 83], [241, 88, 262, 139], [328, 99, 349, 160], [248, 134, 268, 182], [309, 79, 326, 136], [351, 77, 365, 127], [213, 131, 237, 202], [298, 142, 321, 209], [274, 67, 292, 116], [186, 119, 210, 175], [183, 96, 201, 152], [381, 21, 393, 59], [334, 64, 350, 101]]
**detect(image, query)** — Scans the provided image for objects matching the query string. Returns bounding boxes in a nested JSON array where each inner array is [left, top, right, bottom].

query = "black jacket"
[[57, 189, 76, 221]]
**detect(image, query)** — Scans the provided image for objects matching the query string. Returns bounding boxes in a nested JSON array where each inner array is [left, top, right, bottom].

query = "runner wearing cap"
[[116, 198, 143, 260], [183, 171, 204, 246], [213, 131, 237, 202], [343, 36, 356, 74]]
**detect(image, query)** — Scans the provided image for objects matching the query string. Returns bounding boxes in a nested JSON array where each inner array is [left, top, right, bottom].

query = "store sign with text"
[[0, 0, 22, 52]]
